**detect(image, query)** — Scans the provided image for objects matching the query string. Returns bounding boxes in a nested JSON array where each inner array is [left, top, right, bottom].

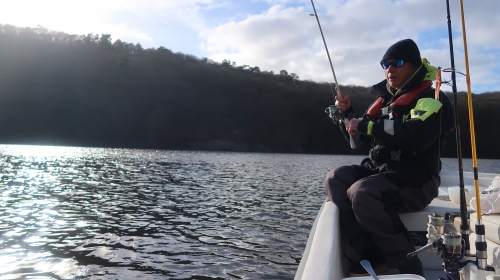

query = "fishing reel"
[[407, 214, 475, 277], [325, 105, 344, 124], [325, 105, 358, 149]]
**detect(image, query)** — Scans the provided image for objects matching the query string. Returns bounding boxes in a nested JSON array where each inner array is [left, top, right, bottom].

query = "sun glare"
[[0, 0, 157, 44], [0, 0, 122, 36], [1, 145, 80, 159]]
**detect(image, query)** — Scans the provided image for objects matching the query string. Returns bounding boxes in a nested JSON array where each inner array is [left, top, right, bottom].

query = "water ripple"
[[1, 145, 499, 279]]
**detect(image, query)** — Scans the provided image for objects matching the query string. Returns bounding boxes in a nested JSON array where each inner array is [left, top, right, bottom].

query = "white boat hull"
[[295, 171, 499, 280]]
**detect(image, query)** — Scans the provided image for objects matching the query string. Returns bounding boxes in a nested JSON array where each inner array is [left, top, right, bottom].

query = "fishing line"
[[441, 68, 466, 87]]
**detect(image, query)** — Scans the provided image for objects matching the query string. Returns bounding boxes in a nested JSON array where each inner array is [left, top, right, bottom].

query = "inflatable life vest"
[[367, 80, 433, 119]]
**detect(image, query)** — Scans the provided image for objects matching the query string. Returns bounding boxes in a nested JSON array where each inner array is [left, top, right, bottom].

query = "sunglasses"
[[380, 59, 405, 69]]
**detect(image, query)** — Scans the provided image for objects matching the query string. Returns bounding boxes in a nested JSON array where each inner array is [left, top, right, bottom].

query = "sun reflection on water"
[[0, 145, 89, 278], [1, 145, 82, 159]]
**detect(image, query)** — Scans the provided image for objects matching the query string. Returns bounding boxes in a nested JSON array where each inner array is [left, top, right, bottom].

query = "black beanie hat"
[[381, 39, 422, 66]]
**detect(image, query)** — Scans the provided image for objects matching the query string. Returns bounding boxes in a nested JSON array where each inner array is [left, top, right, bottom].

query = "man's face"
[[383, 59, 418, 90]]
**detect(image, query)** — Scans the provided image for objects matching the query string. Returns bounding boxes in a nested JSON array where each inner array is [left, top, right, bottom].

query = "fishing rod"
[[444, 0, 470, 256], [309, 0, 356, 149], [309, 0, 342, 99], [458, 0, 488, 272]]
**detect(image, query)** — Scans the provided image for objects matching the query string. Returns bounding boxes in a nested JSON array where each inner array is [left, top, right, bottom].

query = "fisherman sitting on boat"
[[324, 38, 455, 277]]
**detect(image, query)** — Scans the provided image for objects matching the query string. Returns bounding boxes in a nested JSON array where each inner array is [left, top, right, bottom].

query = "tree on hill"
[[0, 24, 499, 158]]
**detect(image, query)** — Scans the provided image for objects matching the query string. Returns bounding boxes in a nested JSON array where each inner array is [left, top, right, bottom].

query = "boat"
[[295, 170, 500, 279]]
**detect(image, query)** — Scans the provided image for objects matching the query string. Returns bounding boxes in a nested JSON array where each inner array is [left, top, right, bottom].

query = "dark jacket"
[[355, 65, 455, 186]]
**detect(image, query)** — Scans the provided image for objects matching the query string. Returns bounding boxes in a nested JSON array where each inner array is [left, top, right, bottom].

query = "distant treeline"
[[1, 24, 499, 158]]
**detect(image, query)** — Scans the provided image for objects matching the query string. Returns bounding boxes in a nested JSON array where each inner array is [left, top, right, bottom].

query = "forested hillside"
[[1, 24, 499, 158]]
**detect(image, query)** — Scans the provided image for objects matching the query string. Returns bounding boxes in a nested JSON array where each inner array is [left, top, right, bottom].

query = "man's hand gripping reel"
[[325, 90, 357, 149]]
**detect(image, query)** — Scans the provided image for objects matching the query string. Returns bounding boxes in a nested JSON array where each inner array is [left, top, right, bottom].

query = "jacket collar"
[[368, 65, 428, 98]]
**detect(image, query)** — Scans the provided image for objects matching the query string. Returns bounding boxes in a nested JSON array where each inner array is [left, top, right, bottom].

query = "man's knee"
[[324, 166, 353, 195], [325, 166, 355, 184], [348, 177, 403, 226], [348, 175, 399, 202], [347, 177, 394, 215], [348, 181, 377, 210]]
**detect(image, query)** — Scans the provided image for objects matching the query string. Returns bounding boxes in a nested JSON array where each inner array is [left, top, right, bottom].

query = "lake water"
[[1, 145, 499, 280]]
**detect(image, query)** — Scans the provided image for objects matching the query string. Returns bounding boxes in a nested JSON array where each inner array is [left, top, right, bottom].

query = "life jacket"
[[366, 80, 433, 119]]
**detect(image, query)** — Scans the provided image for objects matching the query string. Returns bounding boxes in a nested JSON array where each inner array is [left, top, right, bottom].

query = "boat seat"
[[400, 192, 462, 232], [470, 213, 500, 245]]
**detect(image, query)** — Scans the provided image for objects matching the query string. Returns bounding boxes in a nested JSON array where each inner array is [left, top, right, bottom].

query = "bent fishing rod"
[[309, 0, 342, 99], [309, 0, 356, 149]]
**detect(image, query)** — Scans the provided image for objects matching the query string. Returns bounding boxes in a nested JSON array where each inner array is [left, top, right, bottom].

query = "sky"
[[1, 0, 499, 94]]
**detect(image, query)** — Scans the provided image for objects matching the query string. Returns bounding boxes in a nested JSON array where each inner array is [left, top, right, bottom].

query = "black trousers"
[[324, 164, 438, 269]]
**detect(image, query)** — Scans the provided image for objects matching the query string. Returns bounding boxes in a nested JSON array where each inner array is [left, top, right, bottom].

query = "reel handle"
[[407, 238, 443, 258]]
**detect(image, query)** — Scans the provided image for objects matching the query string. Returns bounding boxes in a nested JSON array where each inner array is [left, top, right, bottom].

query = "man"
[[325, 39, 454, 277]]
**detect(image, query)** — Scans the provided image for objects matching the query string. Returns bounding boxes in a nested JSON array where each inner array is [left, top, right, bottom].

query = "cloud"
[[258, 0, 296, 4], [1, 0, 498, 92], [200, 0, 500, 93], [113, 0, 230, 32], [0, 0, 153, 44], [104, 24, 153, 44], [456, 1, 500, 48], [0, 0, 233, 53]]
